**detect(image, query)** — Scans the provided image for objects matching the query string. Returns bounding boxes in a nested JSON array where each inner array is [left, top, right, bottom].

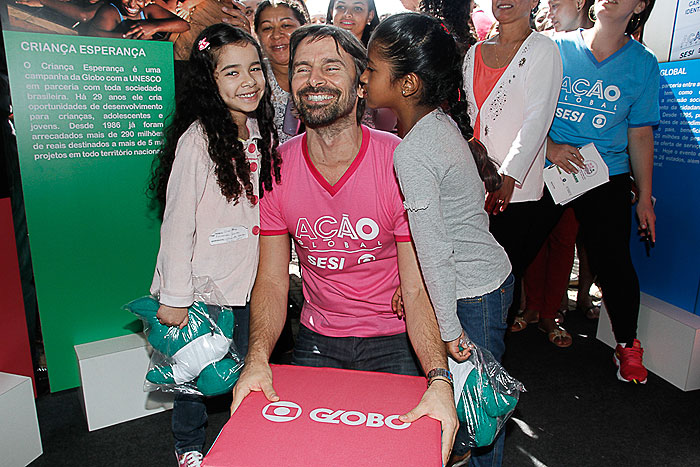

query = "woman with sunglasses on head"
[[326, 0, 395, 131], [545, 0, 658, 383]]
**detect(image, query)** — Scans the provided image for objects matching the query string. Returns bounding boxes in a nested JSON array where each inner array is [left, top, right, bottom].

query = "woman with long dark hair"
[[326, 0, 379, 45]]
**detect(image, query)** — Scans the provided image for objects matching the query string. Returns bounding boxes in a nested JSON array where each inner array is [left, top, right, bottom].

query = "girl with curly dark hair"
[[148, 23, 281, 466]]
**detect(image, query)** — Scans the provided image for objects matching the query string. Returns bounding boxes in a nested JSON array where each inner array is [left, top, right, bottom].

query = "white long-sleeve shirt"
[[150, 119, 262, 307]]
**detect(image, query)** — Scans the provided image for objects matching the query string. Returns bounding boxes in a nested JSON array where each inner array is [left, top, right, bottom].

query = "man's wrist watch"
[[426, 368, 454, 389]]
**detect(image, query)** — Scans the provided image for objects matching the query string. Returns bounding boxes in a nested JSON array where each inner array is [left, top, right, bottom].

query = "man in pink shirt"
[[230, 25, 458, 464]]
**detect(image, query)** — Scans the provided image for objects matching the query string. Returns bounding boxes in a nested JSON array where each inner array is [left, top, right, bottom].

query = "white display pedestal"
[[0, 372, 42, 466], [597, 292, 700, 391], [75, 333, 173, 431]]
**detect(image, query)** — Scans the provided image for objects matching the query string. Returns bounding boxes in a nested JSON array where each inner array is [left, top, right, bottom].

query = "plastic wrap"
[[123, 278, 244, 397], [448, 338, 525, 447]]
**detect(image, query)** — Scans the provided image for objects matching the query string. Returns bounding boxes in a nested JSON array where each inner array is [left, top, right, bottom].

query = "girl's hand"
[[484, 175, 515, 215], [636, 196, 656, 243], [16, 0, 43, 7], [445, 330, 471, 362], [125, 21, 159, 40], [156, 305, 189, 329], [547, 140, 586, 174], [391, 285, 404, 318], [221, 0, 251, 32]]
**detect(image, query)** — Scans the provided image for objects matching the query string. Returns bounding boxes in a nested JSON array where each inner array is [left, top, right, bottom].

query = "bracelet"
[[427, 376, 453, 390]]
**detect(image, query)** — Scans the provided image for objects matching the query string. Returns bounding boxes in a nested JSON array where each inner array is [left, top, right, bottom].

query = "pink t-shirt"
[[260, 126, 410, 338]]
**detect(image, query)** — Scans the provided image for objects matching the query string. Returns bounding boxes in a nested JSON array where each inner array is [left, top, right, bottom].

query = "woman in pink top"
[[148, 24, 280, 467], [462, 0, 563, 355]]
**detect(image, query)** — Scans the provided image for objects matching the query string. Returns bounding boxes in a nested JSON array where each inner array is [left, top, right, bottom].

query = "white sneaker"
[[176, 451, 203, 467]]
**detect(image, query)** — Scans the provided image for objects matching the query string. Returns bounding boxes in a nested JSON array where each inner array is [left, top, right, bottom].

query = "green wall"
[[4, 31, 173, 391]]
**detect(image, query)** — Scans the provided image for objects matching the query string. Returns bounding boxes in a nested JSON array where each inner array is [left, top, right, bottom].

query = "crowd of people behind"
[[142, 0, 659, 466]]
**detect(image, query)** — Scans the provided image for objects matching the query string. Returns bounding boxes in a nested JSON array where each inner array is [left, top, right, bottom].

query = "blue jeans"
[[292, 324, 421, 376], [452, 274, 514, 467], [172, 303, 249, 455]]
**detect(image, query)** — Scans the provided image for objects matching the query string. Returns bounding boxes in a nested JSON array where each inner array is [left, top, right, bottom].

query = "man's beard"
[[293, 85, 357, 127]]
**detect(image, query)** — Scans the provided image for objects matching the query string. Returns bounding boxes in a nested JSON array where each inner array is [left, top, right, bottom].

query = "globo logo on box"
[[262, 401, 411, 430]]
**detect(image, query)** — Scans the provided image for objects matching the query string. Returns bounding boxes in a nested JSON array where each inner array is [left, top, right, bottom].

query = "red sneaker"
[[614, 339, 648, 384]]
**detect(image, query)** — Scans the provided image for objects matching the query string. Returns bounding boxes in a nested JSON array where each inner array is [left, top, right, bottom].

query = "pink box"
[[203, 364, 441, 466]]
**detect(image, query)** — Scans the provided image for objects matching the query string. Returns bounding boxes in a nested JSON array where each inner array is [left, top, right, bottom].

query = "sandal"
[[510, 312, 539, 333], [539, 325, 572, 348], [555, 308, 567, 325], [577, 304, 600, 320]]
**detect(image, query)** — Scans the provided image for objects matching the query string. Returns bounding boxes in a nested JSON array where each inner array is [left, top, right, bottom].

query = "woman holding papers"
[[545, 0, 658, 383], [462, 0, 562, 320]]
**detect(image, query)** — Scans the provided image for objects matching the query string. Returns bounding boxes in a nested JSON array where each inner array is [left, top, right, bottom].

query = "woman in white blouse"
[[462, 0, 562, 345]]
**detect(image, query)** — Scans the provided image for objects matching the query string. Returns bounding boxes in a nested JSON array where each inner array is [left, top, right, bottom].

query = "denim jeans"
[[292, 324, 421, 376], [172, 303, 249, 455], [452, 274, 514, 467]]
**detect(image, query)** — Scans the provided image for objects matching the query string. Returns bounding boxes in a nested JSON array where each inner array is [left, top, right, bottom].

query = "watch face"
[[427, 368, 453, 382]]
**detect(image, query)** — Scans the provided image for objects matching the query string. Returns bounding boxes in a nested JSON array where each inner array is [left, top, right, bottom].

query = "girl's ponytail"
[[446, 88, 502, 193]]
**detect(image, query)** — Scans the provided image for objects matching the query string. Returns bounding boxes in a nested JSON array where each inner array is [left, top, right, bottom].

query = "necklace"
[[492, 29, 531, 68]]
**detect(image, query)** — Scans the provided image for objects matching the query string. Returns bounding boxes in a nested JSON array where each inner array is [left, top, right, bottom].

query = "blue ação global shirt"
[[548, 29, 660, 176]]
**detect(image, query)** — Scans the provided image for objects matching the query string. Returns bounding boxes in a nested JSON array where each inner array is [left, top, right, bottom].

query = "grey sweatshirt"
[[394, 109, 511, 342]]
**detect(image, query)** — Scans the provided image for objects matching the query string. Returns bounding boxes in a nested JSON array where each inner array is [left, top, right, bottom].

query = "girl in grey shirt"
[[361, 13, 512, 364]]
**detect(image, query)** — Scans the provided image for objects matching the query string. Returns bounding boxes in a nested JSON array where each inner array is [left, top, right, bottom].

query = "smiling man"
[[230, 25, 458, 464]]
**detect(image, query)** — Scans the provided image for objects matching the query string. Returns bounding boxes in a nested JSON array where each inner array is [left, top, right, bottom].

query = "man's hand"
[[156, 304, 189, 329], [445, 330, 471, 362], [230, 360, 279, 416], [484, 175, 515, 215], [399, 380, 458, 465]]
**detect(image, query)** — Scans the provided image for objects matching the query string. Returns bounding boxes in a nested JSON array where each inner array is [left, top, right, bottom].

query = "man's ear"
[[400, 73, 421, 98]]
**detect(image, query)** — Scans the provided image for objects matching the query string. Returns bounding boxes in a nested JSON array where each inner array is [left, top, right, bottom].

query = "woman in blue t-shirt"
[[546, 0, 657, 384]]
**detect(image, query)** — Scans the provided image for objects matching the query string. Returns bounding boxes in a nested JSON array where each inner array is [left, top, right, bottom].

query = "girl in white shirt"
[[148, 23, 280, 467]]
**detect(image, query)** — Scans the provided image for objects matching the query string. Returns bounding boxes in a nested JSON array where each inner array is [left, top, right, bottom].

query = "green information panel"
[[4, 30, 173, 391]]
